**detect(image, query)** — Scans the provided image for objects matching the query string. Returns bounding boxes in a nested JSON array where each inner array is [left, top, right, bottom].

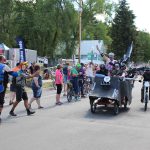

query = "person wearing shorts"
[[9, 62, 36, 116], [29, 64, 43, 109], [55, 64, 63, 105], [9, 63, 21, 105]]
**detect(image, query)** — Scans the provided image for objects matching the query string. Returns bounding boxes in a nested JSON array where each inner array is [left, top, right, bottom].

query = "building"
[[80, 40, 105, 64]]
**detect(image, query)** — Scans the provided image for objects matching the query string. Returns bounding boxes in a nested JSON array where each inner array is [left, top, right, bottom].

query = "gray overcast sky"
[[127, 0, 150, 33], [113, 0, 150, 33]]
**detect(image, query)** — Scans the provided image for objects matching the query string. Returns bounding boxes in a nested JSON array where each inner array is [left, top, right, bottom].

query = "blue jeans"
[[71, 77, 79, 95]]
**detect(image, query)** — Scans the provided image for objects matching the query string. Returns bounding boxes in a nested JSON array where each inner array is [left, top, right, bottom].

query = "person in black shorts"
[[57, 84, 62, 95], [55, 64, 63, 105], [9, 62, 37, 116]]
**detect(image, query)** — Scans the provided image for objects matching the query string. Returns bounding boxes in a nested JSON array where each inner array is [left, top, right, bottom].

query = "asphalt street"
[[0, 81, 150, 150]]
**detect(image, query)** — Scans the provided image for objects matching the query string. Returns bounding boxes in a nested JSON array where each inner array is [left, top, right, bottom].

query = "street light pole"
[[78, 0, 82, 63]]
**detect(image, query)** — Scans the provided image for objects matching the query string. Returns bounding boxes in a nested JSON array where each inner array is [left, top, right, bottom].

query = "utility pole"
[[78, 0, 82, 63]]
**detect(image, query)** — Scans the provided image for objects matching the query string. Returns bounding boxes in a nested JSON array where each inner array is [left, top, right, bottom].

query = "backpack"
[[63, 66, 68, 75], [0, 64, 5, 93]]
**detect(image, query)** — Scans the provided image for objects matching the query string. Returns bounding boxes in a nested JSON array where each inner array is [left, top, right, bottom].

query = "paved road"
[[1, 81, 150, 150]]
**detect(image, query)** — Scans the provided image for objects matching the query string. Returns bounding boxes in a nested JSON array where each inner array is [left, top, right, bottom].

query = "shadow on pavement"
[[84, 106, 130, 120]]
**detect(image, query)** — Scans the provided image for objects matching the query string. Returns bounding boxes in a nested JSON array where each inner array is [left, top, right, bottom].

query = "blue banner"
[[16, 37, 26, 62]]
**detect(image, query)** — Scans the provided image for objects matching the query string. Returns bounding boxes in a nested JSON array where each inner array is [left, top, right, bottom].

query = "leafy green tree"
[[0, 0, 14, 45], [110, 0, 136, 59], [135, 31, 150, 62], [0, 0, 115, 61], [81, 0, 113, 46]]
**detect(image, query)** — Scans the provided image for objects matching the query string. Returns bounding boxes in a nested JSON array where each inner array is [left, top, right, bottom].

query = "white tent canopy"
[[0, 43, 10, 50]]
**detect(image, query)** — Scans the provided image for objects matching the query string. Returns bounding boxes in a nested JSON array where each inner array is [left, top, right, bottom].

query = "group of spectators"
[[54, 45, 136, 105], [0, 46, 135, 122], [0, 55, 43, 122]]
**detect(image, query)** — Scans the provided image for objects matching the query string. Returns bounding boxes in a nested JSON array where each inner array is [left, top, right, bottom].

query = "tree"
[[110, 0, 136, 59], [0, 0, 14, 45], [81, 0, 113, 46], [135, 31, 150, 62]]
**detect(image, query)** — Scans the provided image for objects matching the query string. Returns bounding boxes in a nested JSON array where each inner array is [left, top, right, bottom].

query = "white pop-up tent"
[[0, 43, 10, 51]]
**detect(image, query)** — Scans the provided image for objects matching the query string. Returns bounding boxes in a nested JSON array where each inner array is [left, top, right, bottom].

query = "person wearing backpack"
[[9, 62, 21, 105], [9, 62, 37, 116], [29, 64, 43, 109], [0, 55, 18, 122]]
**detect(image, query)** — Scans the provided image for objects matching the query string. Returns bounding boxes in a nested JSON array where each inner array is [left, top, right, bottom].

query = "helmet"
[[20, 61, 28, 66], [108, 52, 114, 57], [114, 62, 120, 68], [100, 64, 105, 70], [76, 63, 81, 68]]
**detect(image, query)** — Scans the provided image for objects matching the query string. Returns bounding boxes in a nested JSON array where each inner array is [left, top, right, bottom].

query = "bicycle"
[[67, 81, 79, 102], [140, 68, 150, 111], [49, 70, 56, 90], [83, 76, 94, 96], [141, 81, 150, 111]]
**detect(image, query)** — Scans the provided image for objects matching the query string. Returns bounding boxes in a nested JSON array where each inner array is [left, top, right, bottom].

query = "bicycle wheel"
[[83, 84, 88, 96], [67, 90, 73, 102], [52, 80, 56, 90], [114, 101, 119, 115], [91, 103, 97, 113], [124, 96, 128, 110], [144, 93, 148, 111]]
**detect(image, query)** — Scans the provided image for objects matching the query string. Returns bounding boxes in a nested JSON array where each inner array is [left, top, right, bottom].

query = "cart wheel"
[[144, 94, 148, 111], [124, 97, 128, 109], [67, 91, 72, 102], [114, 102, 119, 115], [91, 103, 97, 113]]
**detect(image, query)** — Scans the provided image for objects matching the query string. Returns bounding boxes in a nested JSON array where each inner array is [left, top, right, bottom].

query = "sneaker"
[[81, 95, 86, 98], [27, 110, 35, 116], [38, 106, 44, 109], [56, 102, 63, 105], [9, 111, 17, 116], [9, 101, 13, 105]]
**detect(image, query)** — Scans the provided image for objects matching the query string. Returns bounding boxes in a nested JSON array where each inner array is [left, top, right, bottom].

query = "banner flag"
[[120, 42, 133, 63], [126, 41, 133, 59], [16, 37, 26, 62]]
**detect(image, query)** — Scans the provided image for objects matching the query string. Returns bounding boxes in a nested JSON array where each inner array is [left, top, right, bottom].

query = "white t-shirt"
[[86, 65, 94, 77]]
